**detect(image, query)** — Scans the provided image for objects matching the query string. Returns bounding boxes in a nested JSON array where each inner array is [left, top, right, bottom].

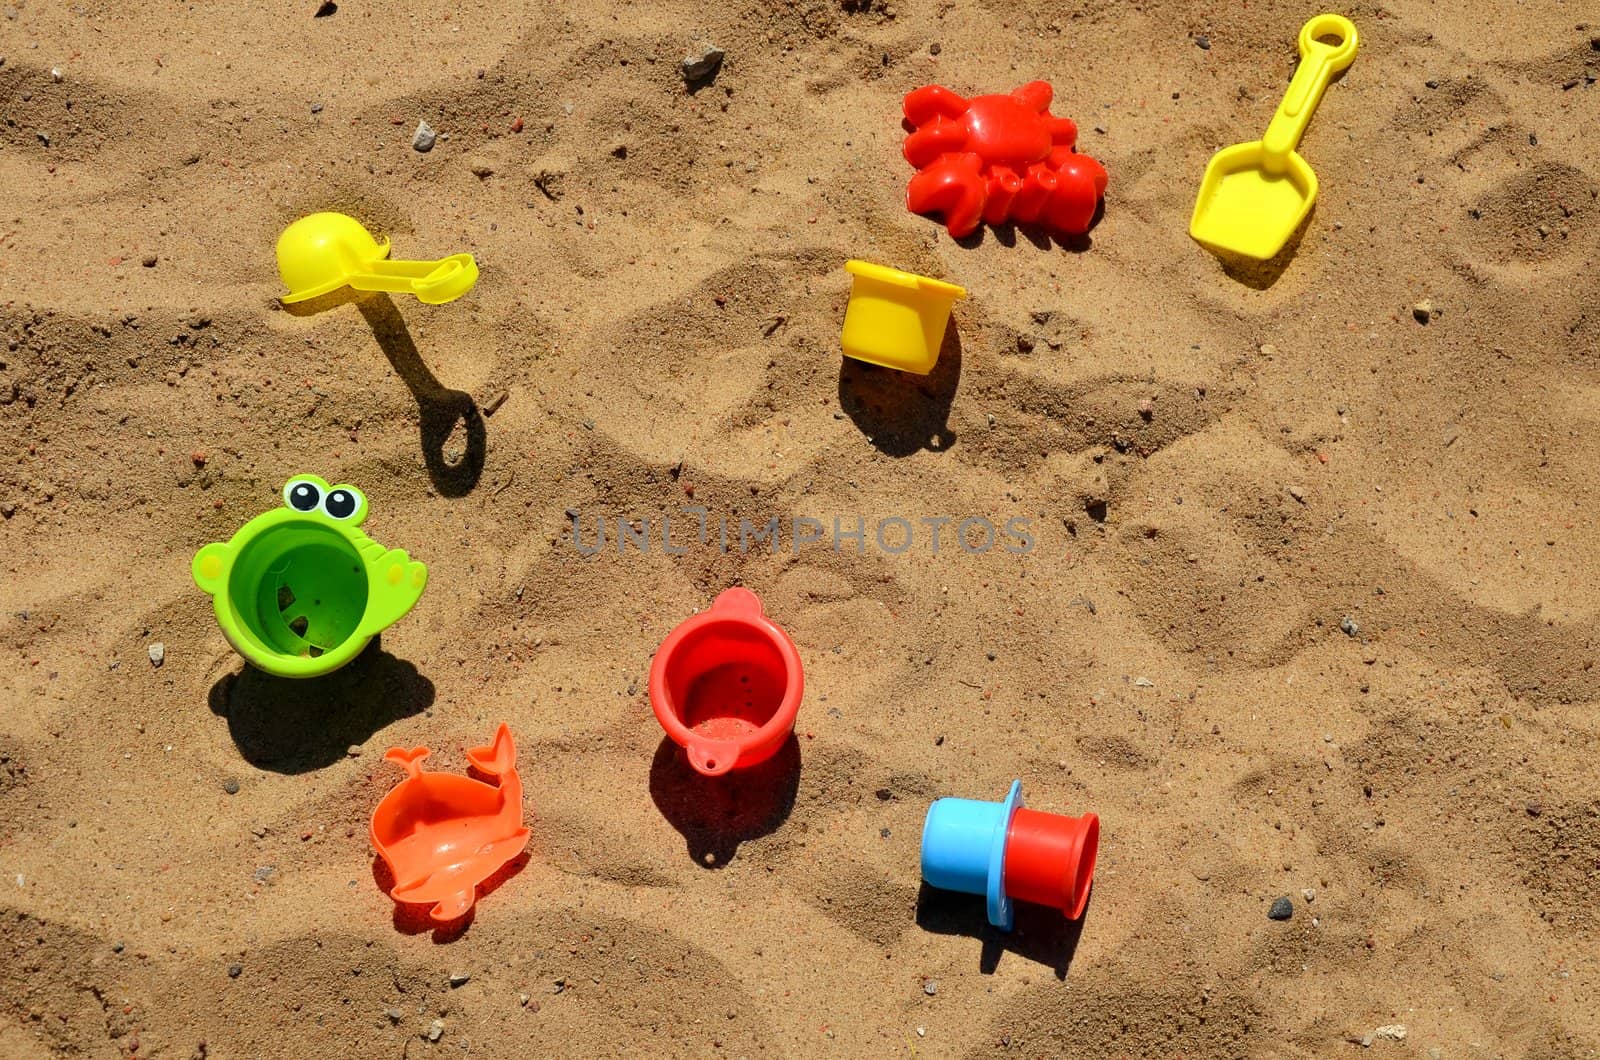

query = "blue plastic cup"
[[920, 779, 1024, 930]]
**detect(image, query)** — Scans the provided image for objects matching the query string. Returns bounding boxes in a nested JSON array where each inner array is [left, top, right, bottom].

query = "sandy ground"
[[2, 0, 1599, 1056]]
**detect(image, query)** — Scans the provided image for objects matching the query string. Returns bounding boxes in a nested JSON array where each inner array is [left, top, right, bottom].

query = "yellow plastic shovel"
[[1190, 14, 1358, 261], [276, 212, 479, 305]]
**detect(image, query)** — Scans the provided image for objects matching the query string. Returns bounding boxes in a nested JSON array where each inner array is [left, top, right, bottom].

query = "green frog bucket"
[[192, 475, 428, 678]]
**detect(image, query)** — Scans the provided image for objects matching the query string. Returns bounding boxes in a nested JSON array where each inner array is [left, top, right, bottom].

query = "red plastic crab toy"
[[903, 81, 1107, 239]]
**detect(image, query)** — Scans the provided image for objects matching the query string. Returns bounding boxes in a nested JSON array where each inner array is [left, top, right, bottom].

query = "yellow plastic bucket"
[[840, 260, 966, 375]]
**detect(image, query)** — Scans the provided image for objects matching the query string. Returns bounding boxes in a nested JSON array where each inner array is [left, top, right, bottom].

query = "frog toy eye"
[[321, 484, 367, 523], [283, 478, 323, 512]]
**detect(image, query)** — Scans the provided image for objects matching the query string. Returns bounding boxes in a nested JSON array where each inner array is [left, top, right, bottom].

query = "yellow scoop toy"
[[276, 212, 479, 305], [1190, 14, 1358, 261]]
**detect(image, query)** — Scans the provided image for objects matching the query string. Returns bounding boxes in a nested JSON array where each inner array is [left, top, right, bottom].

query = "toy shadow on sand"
[[837, 322, 961, 458], [279, 290, 486, 497], [915, 882, 1088, 979], [207, 639, 433, 773], [1211, 218, 1309, 290], [648, 734, 800, 868]]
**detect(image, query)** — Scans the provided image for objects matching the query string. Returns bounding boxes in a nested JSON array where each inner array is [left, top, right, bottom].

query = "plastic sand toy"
[[649, 588, 803, 777], [192, 475, 428, 678], [370, 724, 530, 923], [1190, 14, 1359, 260], [921, 780, 1099, 930], [903, 81, 1107, 239], [276, 212, 479, 305], [840, 260, 965, 374]]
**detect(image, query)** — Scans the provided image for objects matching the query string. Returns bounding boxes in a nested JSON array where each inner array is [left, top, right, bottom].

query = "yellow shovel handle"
[[1261, 14, 1358, 172], [345, 254, 478, 304]]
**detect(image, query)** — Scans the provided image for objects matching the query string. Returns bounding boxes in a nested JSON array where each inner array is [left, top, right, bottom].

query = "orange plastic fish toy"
[[369, 724, 529, 923]]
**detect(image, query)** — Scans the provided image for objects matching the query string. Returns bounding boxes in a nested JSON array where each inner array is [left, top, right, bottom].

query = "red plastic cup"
[[649, 587, 803, 777], [1004, 806, 1099, 919]]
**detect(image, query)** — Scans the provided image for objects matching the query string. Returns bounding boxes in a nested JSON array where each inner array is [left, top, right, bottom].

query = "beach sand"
[[2, 0, 1598, 1056]]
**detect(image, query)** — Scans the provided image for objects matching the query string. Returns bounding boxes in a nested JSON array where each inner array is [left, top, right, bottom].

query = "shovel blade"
[[1190, 141, 1318, 260]]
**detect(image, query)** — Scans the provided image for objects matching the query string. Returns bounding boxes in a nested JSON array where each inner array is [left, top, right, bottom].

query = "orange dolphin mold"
[[370, 723, 530, 923]]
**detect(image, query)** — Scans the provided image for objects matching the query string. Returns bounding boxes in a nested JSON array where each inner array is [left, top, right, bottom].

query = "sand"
[[2, 0, 1599, 1056]]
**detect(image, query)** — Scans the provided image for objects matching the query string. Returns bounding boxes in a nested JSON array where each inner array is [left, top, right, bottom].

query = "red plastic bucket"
[[649, 588, 803, 777]]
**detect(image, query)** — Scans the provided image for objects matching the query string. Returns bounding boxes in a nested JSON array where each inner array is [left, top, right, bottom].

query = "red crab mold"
[[902, 81, 1107, 239]]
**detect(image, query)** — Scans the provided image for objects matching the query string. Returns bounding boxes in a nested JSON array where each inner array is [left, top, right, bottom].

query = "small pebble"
[[412, 120, 437, 152], [112, 940, 125, 953], [426, 1020, 444, 1042], [1526, 801, 1542, 817], [148, 642, 165, 667], [50, 66, 63, 81], [448, 972, 470, 987], [346, 744, 362, 758], [1339, 615, 1359, 637], [1194, 34, 1210, 49], [1412, 299, 1437, 324], [681, 43, 724, 83], [470, 163, 494, 179], [222, 777, 240, 795], [227, 963, 242, 979], [923, 980, 938, 996], [1373, 1025, 1407, 1042], [1267, 896, 1294, 920], [310, 102, 323, 114], [1301, 887, 1316, 902], [1287, 485, 1307, 503], [385, 1008, 404, 1023], [142, 254, 158, 268], [253, 865, 275, 882]]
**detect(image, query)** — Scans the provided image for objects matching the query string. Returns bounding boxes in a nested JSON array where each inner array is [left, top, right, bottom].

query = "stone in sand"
[[681, 43, 724, 83]]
